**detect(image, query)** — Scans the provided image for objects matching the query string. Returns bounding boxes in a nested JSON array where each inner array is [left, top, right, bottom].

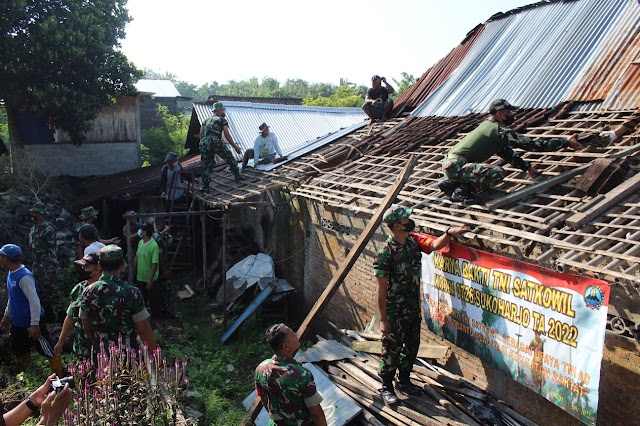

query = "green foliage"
[[303, 83, 367, 107], [141, 105, 189, 166], [392, 72, 417, 99], [0, 0, 142, 145]]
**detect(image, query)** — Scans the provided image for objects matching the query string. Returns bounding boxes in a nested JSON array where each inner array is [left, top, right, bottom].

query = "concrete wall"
[[23, 142, 141, 177], [268, 197, 640, 426]]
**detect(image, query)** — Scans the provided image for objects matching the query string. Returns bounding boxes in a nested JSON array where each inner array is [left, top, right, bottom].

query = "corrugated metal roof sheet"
[[412, 0, 637, 117], [209, 96, 302, 105], [189, 102, 368, 161], [135, 79, 182, 98]]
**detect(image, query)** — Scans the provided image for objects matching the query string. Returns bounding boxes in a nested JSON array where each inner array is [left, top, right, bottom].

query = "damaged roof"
[[185, 101, 368, 161], [135, 79, 184, 98], [410, 0, 639, 117]]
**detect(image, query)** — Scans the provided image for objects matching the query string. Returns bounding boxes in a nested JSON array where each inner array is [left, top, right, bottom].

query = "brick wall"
[[23, 142, 141, 177], [274, 198, 640, 426]]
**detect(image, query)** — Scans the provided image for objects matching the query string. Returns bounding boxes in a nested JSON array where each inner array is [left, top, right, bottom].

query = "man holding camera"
[[362, 75, 395, 121]]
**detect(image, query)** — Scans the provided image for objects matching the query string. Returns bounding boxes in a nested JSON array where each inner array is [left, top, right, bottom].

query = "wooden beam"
[[244, 155, 418, 425], [565, 171, 640, 229], [486, 142, 640, 210]]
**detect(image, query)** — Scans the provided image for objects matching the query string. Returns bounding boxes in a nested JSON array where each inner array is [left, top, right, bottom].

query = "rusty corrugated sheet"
[[568, 0, 640, 107], [393, 24, 485, 115]]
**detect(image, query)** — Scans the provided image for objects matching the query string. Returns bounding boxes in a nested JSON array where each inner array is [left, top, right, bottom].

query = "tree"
[[392, 72, 416, 99], [0, 0, 142, 145], [303, 83, 366, 107], [141, 105, 189, 166]]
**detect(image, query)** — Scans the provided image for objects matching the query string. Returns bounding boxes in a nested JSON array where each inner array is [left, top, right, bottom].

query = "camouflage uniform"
[[66, 281, 92, 358], [79, 273, 150, 351], [255, 355, 323, 426], [374, 208, 434, 383], [200, 114, 239, 186], [443, 120, 569, 191], [28, 222, 57, 285]]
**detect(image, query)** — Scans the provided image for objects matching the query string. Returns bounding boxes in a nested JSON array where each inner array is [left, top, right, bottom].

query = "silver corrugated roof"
[[412, 0, 637, 117], [192, 102, 368, 161], [135, 79, 182, 98]]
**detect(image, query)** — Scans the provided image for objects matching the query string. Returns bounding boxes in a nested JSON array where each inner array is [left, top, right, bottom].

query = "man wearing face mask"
[[134, 223, 161, 316], [440, 99, 584, 205], [53, 253, 101, 359], [374, 207, 468, 405], [28, 202, 57, 292]]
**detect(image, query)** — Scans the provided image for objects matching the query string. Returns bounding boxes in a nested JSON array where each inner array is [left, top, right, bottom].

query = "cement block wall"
[[272, 197, 640, 426], [24, 142, 141, 177]]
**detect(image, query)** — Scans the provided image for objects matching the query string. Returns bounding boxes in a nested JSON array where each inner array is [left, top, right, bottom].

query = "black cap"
[[488, 99, 518, 114], [141, 222, 154, 235]]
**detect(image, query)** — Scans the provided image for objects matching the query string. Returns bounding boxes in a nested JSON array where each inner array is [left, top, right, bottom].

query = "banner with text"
[[422, 242, 609, 425]]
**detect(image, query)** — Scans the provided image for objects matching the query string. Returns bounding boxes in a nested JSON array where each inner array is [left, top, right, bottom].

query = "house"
[[186, 1, 639, 425]]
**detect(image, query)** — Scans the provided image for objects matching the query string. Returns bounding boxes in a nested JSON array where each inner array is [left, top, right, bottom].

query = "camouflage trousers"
[[379, 310, 421, 382], [199, 137, 239, 184], [442, 158, 505, 191]]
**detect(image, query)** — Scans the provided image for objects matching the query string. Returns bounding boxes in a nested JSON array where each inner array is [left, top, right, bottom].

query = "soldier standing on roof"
[[198, 102, 244, 191], [374, 206, 468, 405], [439, 98, 584, 205]]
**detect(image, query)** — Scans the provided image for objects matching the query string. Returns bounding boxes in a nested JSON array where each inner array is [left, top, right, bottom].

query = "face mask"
[[137, 229, 143, 238], [502, 114, 515, 126], [401, 219, 416, 233], [78, 268, 92, 281]]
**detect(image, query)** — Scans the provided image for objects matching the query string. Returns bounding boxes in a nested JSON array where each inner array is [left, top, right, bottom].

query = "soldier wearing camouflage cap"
[[440, 98, 584, 205], [79, 245, 156, 353], [28, 202, 57, 296], [374, 206, 468, 405], [198, 101, 244, 192], [255, 323, 326, 425], [74, 206, 120, 259]]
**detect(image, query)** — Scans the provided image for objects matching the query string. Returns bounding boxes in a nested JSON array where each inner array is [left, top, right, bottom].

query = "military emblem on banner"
[[583, 285, 605, 309]]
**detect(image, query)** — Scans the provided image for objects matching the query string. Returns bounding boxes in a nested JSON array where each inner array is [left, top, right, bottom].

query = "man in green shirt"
[[440, 99, 583, 205], [134, 223, 161, 317]]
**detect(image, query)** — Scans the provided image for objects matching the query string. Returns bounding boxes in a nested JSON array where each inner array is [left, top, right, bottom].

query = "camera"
[[50, 376, 75, 392]]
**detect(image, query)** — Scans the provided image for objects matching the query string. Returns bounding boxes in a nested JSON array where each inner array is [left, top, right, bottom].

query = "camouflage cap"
[[98, 244, 124, 262], [79, 206, 99, 220], [212, 102, 225, 111], [383, 206, 413, 224], [489, 99, 518, 114], [30, 202, 46, 214]]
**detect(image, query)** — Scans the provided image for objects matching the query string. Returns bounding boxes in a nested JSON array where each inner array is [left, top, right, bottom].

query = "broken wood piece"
[[418, 378, 482, 426], [492, 400, 539, 426], [566, 170, 640, 229], [350, 340, 449, 360]]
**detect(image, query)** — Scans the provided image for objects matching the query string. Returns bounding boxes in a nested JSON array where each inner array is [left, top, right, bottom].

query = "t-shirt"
[[136, 239, 159, 282], [366, 87, 389, 102], [253, 133, 282, 162], [164, 164, 184, 201], [84, 241, 106, 256]]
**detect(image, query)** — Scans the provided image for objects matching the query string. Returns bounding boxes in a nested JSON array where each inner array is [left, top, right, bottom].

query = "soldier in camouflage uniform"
[[374, 206, 468, 405], [198, 101, 244, 191], [74, 206, 120, 259], [79, 245, 156, 353], [54, 253, 101, 359], [255, 323, 326, 426], [440, 98, 584, 205], [28, 202, 57, 291]]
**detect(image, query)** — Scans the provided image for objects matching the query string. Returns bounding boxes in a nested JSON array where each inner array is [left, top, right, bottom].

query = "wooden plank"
[[350, 340, 450, 360], [295, 339, 364, 363], [566, 171, 640, 229]]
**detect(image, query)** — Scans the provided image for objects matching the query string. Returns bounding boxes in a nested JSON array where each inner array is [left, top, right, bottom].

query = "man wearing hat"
[[362, 75, 395, 121], [241, 123, 285, 170], [0, 244, 64, 376], [160, 151, 186, 203], [79, 245, 156, 352], [28, 202, 57, 290], [198, 101, 244, 191], [440, 98, 584, 205], [374, 207, 468, 405], [54, 252, 101, 359]]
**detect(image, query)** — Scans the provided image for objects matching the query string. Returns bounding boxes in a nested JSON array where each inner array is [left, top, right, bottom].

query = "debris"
[[176, 284, 195, 300], [226, 253, 275, 289], [220, 283, 276, 344]]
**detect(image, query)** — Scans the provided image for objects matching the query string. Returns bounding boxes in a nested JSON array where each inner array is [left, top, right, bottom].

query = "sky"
[[120, 0, 535, 87]]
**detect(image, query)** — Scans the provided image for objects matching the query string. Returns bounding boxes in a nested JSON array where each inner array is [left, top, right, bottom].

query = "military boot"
[[396, 372, 422, 396], [380, 379, 399, 406], [450, 184, 482, 206], [199, 180, 210, 193], [438, 179, 460, 197], [234, 172, 245, 182], [15, 353, 31, 374]]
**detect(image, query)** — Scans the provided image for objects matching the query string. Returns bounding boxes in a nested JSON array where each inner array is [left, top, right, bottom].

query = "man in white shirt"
[[78, 224, 106, 256], [242, 123, 286, 170]]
